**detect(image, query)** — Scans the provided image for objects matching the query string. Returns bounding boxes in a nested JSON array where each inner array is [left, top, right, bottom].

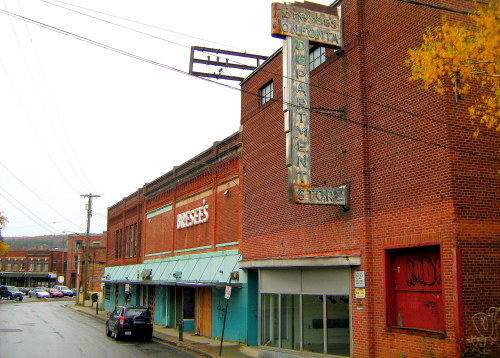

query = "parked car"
[[53, 285, 73, 297], [18, 287, 30, 295], [0, 286, 24, 301], [28, 287, 50, 298], [45, 288, 64, 298], [106, 306, 153, 341]]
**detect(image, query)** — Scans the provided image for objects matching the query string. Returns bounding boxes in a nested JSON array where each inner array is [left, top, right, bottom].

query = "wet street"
[[0, 299, 197, 358]]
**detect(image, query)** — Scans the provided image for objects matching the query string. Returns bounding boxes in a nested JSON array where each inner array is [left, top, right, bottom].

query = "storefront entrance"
[[259, 268, 351, 357]]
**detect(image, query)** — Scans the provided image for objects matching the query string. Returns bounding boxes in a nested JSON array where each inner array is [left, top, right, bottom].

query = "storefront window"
[[281, 294, 300, 350], [260, 268, 351, 356], [302, 295, 324, 354], [261, 293, 350, 356], [326, 295, 350, 356], [261, 294, 279, 347]]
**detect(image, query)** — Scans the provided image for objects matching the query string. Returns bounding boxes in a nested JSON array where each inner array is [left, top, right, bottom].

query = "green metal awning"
[[0, 272, 26, 278], [104, 250, 243, 286]]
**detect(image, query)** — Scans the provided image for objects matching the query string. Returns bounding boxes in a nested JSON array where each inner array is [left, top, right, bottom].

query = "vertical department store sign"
[[272, 2, 348, 207]]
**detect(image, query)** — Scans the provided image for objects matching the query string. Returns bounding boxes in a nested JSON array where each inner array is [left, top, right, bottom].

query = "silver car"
[[29, 287, 50, 298]]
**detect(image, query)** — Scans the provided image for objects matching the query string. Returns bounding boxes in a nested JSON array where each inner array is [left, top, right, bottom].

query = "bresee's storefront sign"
[[176, 203, 209, 229]]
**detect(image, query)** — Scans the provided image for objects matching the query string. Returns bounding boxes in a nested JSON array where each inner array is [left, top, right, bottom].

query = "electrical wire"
[[43, 0, 247, 52], [0, 186, 60, 234], [1, 8, 498, 165], [394, 0, 473, 15], [14, 0, 97, 193], [0, 57, 83, 195], [0, 161, 82, 231], [40, 0, 191, 50], [34, 0, 495, 143], [0, 3, 497, 237]]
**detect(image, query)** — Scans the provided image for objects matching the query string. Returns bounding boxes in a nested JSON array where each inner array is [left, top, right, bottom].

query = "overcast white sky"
[[0, 0, 334, 237]]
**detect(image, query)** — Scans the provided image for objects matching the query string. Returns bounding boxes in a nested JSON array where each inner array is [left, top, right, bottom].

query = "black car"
[[0, 286, 24, 301], [106, 306, 153, 341]]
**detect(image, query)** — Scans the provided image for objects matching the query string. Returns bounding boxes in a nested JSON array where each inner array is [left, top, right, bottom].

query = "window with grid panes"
[[260, 81, 273, 105], [309, 46, 326, 71]]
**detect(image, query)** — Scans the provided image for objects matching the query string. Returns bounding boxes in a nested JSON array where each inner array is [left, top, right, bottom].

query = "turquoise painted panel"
[[247, 270, 259, 346], [211, 284, 249, 344], [184, 319, 195, 332], [154, 286, 167, 325]]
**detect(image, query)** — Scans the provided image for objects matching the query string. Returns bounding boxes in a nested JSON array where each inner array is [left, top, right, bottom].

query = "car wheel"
[[112, 326, 121, 341], [144, 333, 153, 342], [9, 295, 13, 300], [106, 323, 112, 337], [17, 296, 23, 301]]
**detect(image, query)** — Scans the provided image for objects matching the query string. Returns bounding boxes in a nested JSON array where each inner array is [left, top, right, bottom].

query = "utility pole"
[[80, 193, 100, 305]]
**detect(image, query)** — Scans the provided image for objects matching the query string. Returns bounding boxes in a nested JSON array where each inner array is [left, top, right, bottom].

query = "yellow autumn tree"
[[0, 212, 9, 255], [407, 1, 499, 135]]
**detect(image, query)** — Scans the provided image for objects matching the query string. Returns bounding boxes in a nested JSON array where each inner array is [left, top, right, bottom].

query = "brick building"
[[100, 0, 498, 356], [66, 233, 106, 290], [238, 1, 499, 358], [0, 250, 65, 288], [103, 133, 253, 343]]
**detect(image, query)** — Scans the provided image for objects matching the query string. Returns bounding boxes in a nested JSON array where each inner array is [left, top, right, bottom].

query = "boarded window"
[[386, 245, 444, 332]]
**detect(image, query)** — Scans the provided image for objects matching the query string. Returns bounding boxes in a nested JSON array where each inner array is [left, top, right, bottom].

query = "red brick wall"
[[107, 137, 243, 265], [240, 0, 499, 357]]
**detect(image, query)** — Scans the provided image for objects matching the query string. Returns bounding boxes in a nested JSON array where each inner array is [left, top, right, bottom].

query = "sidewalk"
[[68, 302, 259, 358]]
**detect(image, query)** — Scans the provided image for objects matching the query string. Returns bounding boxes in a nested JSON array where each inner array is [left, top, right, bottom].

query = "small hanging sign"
[[224, 286, 232, 300]]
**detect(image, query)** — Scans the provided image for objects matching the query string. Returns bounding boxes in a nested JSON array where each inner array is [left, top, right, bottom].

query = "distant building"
[[66, 233, 106, 290], [0, 250, 64, 288]]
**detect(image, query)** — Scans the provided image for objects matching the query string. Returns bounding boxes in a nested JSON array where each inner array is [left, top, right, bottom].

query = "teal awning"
[[104, 250, 242, 286]]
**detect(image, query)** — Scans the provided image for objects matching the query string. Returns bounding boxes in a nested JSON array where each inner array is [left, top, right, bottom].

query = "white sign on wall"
[[176, 203, 209, 229], [354, 271, 366, 288]]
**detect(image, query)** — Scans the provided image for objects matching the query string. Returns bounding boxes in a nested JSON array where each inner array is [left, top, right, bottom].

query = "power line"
[[0, 58, 84, 195], [1, 8, 498, 166], [14, 0, 97, 193], [394, 0, 473, 15], [0, 161, 82, 231], [0, 185, 60, 234], [8, 2, 493, 146], [40, 0, 191, 50], [43, 0, 247, 52], [313, 109, 500, 163]]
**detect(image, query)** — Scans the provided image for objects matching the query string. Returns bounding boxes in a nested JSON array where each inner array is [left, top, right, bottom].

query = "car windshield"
[[58, 286, 69, 290], [7, 287, 20, 292], [124, 309, 150, 318]]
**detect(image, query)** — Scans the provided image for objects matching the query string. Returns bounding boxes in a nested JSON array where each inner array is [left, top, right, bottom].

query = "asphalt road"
[[0, 298, 197, 358]]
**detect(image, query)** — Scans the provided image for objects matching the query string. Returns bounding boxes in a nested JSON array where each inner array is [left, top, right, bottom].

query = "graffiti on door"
[[405, 255, 441, 287]]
